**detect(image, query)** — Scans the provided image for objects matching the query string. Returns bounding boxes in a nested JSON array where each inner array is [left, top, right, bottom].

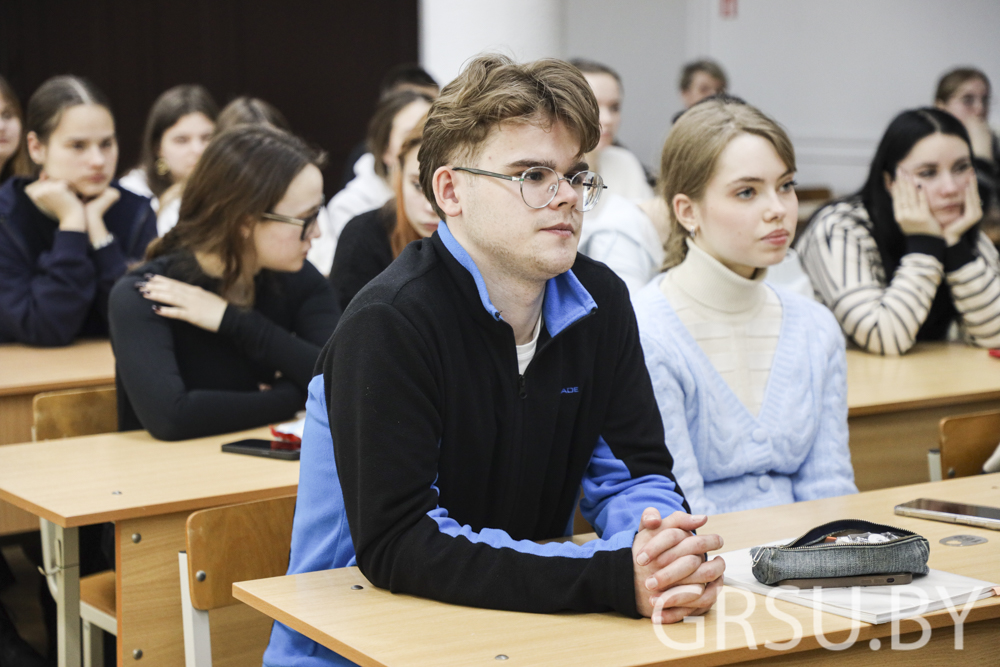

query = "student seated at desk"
[[0, 75, 157, 346], [308, 89, 433, 275], [0, 75, 31, 184], [633, 97, 857, 515], [797, 108, 1000, 355], [119, 84, 218, 236], [329, 116, 439, 311], [935, 67, 1000, 244], [264, 54, 725, 667], [569, 59, 653, 203], [109, 126, 340, 441], [672, 59, 728, 124], [569, 59, 663, 294]]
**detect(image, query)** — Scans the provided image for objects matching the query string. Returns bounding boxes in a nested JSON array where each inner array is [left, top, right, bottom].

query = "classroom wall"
[[699, 0, 1000, 194], [419, 0, 564, 85], [422, 0, 1000, 195], [0, 0, 420, 197]]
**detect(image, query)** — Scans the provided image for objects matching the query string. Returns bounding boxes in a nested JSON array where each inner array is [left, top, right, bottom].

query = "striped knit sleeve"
[[796, 201, 945, 356], [947, 231, 1000, 347]]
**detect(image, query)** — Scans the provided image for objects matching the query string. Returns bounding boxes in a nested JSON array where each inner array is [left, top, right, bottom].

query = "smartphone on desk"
[[221, 439, 300, 460], [894, 498, 1000, 531]]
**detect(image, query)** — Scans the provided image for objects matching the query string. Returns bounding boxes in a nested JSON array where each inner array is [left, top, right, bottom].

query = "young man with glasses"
[[264, 54, 724, 667]]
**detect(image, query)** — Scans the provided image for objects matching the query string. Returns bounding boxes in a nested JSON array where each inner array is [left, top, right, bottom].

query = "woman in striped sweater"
[[797, 108, 1000, 355]]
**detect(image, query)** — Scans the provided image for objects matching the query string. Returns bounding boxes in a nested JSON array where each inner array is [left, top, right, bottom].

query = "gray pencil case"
[[750, 519, 930, 586]]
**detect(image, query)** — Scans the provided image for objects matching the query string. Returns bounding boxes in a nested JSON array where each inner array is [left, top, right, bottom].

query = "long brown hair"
[[390, 117, 427, 258], [0, 76, 31, 182], [367, 89, 434, 180], [659, 96, 795, 269], [138, 85, 218, 197], [147, 126, 325, 304]]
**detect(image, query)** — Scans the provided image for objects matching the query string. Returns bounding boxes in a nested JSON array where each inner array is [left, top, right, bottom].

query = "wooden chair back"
[[938, 409, 1000, 478], [32, 385, 117, 441], [184, 495, 297, 611]]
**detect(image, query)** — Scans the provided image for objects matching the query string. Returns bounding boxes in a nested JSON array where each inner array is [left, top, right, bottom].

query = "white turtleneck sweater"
[[659, 241, 782, 417], [633, 241, 857, 515]]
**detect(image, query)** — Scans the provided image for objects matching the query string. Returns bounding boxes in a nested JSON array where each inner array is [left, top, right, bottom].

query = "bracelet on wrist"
[[91, 232, 115, 250]]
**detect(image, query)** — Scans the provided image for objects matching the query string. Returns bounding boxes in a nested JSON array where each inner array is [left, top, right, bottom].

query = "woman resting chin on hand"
[[797, 107, 1000, 356], [109, 126, 341, 441], [0, 75, 156, 346]]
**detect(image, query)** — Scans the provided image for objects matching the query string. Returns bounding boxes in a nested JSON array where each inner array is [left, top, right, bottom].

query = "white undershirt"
[[515, 313, 543, 375]]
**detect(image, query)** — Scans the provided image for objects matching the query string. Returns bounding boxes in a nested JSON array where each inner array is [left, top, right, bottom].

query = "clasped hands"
[[633, 508, 725, 624], [890, 168, 982, 247]]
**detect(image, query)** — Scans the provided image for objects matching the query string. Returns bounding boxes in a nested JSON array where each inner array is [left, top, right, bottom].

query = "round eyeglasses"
[[453, 166, 607, 212]]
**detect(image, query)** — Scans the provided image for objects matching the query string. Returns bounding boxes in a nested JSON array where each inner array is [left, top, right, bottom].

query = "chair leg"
[[927, 448, 943, 482], [82, 619, 103, 667], [178, 552, 212, 667]]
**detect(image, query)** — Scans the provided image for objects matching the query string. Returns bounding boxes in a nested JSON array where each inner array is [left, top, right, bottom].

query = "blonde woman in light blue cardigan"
[[635, 97, 857, 515]]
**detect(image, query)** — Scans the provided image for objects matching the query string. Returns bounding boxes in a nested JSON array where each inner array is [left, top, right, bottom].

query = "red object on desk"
[[989, 349, 1000, 359], [269, 426, 302, 446]]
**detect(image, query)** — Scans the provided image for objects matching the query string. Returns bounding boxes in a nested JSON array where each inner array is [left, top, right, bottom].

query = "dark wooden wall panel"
[[0, 0, 419, 195]]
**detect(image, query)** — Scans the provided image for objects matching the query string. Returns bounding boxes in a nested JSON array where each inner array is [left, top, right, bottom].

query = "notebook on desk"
[[720, 541, 997, 624]]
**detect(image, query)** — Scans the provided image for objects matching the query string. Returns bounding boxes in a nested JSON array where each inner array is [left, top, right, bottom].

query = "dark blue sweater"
[[0, 177, 157, 346]]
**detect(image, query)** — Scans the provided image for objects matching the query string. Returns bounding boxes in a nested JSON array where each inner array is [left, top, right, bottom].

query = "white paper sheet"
[[720, 540, 997, 624]]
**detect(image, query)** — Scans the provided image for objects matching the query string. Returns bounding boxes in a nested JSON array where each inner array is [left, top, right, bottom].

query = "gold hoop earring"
[[155, 158, 170, 176]]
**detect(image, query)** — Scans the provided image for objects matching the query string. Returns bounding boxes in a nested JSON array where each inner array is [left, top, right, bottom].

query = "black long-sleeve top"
[[109, 251, 340, 441], [0, 177, 157, 346], [328, 204, 395, 311]]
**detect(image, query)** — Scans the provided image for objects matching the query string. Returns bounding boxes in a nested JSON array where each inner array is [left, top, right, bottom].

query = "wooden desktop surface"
[[0, 339, 115, 397], [846, 342, 1000, 416], [0, 339, 116, 447], [0, 426, 298, 527], [235, 475, 1000, 667], [0, 339, 117, 533], [845, 343, 1000, 491], [0, 425, 299, 667]]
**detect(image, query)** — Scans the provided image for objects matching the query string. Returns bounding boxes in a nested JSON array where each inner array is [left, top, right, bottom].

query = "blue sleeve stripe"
[[426, 507, 633, 558], [286, 374, 358, 574], [580, 437, 686, 536]]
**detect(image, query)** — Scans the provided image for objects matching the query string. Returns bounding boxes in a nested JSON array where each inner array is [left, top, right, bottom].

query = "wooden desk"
[[846, 342, 1000, 491], [0, 340, 117, 536], [235, 476, 999, 666], [0, 427, 298, 667], [0, 339, 116, 445]]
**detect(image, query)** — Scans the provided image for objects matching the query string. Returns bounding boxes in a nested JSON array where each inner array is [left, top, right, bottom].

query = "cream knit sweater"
[[659, 241, 782, 417]]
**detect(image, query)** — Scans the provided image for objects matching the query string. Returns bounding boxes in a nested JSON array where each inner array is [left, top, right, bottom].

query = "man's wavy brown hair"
[[418, 54, 600, 220]]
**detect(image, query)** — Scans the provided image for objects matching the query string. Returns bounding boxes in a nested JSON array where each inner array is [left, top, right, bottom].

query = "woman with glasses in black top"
[[109, 126, 340, 440]]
